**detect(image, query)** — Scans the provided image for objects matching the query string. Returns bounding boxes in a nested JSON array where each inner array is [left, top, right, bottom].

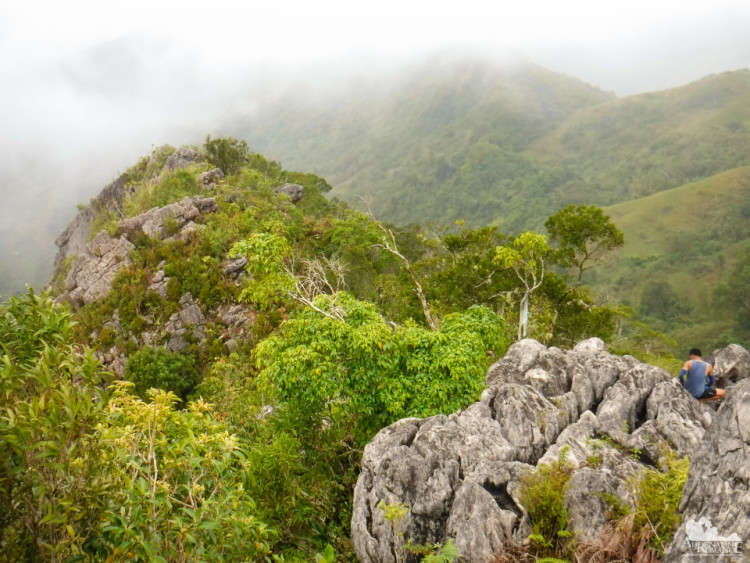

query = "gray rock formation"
[[53, 173, 130, 272], [707, 343, 750, 388], [273, 183, 304, 202], [59, 231, 134, 307], [201, 167, 224, 187], [163, 147, 200, 171], [164, 293, 206, 353], [664, 377, 750, 562], [148, 265, 170, 298], [118, 196, 218, 241], [352, 338, 732, 563]]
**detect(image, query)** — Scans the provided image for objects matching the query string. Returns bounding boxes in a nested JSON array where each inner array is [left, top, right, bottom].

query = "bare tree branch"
[[283, 256, 349, 322], [359, 197, 439, 331]]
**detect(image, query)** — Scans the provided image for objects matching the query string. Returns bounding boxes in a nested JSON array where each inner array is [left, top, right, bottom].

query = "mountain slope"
[[590, 166, 750, 349], [241, 58, 614, 230], [241, 63, 750, 235], [531, 69, 750, 204]]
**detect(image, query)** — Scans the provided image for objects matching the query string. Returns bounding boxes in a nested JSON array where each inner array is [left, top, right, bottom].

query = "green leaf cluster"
[[256, 292, 507, 442], [0, 289, 275, 561], [124, 347, 200, 402], [519, 447, 574, 557]]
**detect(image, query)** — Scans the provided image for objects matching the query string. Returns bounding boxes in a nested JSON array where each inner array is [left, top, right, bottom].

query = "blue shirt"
[[684, 360, 709, 398]]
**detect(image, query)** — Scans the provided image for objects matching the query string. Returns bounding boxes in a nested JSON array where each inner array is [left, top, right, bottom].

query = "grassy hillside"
[[589, 166, 750, 350], [532, 69, 750, 204], [238, 63, 750, 351]]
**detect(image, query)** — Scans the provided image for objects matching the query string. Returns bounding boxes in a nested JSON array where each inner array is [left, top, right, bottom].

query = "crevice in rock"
[[589, 394, 605, 417], [634, 449, 660, 470], [482, 482, 522, 518], [634, 397, 649, 429]]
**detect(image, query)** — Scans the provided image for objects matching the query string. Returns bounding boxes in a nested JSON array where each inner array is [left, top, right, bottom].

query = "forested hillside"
[[237, 61, 750, 351], [593, 166, 750, 351], [241, 63, 750, 233], [241, 59, 615, 231], [1, 140, 627, 560]]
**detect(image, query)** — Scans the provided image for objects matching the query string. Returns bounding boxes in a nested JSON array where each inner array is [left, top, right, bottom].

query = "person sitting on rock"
[[678, 348, 726, 401]]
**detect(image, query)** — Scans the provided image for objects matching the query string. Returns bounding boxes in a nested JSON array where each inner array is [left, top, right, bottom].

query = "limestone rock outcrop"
[[201, 167, 224, 187], [118, 196, 219, 241], [273, 183, 304, 202], [53, 173, 131, 273], [163, 147, 200, 171], [352, 338, 740, 563], [664, 377, 750, 561], [59, 232, 134, 307], [163, 293, 207, 353]]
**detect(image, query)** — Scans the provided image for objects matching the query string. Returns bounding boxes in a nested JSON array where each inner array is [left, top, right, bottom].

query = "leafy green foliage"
[[124, 347, 200, 402], [519, 447, 574, 557], [632, 451, 689, 555], [0, 289, 112, 561], [203, 135, 250, 175], [256, 292, 507, 442], [99, 385, 275, 562], [0, 289, 275, 561], [230, 231, 294, 309], [545, 204, 624, 283]]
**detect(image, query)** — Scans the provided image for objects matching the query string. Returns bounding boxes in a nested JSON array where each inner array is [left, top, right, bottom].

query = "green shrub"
[[255, 293, 507, 443], [204, 136, 250, 175], [519, 447, 573, 556], [633, 451, 689, 555], [124, 347, 200, 402]]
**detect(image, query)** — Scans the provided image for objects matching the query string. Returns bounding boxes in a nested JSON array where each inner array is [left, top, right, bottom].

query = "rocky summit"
[[352, 338, 750, 562]]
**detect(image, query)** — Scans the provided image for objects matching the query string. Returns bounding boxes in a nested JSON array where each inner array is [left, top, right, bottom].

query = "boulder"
[[707, 343, 750, 388], [164, 293, 206, 352], [352, 339, 735, 562], [664, 377, 750, 561], [164, 147, 199, 171], [201, 167, 224, 187], [60, 231, 134, 307], [273, 182, 304, 202]]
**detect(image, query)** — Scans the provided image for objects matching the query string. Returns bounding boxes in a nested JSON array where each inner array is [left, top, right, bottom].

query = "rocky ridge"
[[352, 338, 750, 562], [51, 144, 312, 378]]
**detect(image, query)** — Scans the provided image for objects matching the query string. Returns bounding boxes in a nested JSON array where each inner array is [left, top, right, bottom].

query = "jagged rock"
[[273, 182, 304, 202], [664, 378, 750, 561], [201, 167, 224, 186], [707, 343, 750, 388], [564, 467, 633, 542], [223, 257, 248, 278], [148, 265, 170, 298], [352, 339, 734, 563], [53, 173, 130, 273], [164, 293, 206, 352], [163, 147, 199, 171], [60, 232, 134, 307], [118, 196, 218, 241]]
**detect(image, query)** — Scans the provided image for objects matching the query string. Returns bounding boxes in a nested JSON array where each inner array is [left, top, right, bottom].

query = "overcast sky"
[[1, 0, 750, 292]]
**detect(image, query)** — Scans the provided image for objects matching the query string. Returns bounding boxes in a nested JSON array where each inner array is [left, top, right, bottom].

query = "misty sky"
[[1, 0, 750, 292]]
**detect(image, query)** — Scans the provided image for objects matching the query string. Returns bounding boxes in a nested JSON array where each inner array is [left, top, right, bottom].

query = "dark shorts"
[[698, 387, 717, 400]]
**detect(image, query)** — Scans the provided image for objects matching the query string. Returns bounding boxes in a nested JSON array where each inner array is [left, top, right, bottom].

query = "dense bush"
[[124, 347, 200, 402], [0, 289, 275, 561], [203, 135, 250, 175], [255, 292, 507, 443]]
